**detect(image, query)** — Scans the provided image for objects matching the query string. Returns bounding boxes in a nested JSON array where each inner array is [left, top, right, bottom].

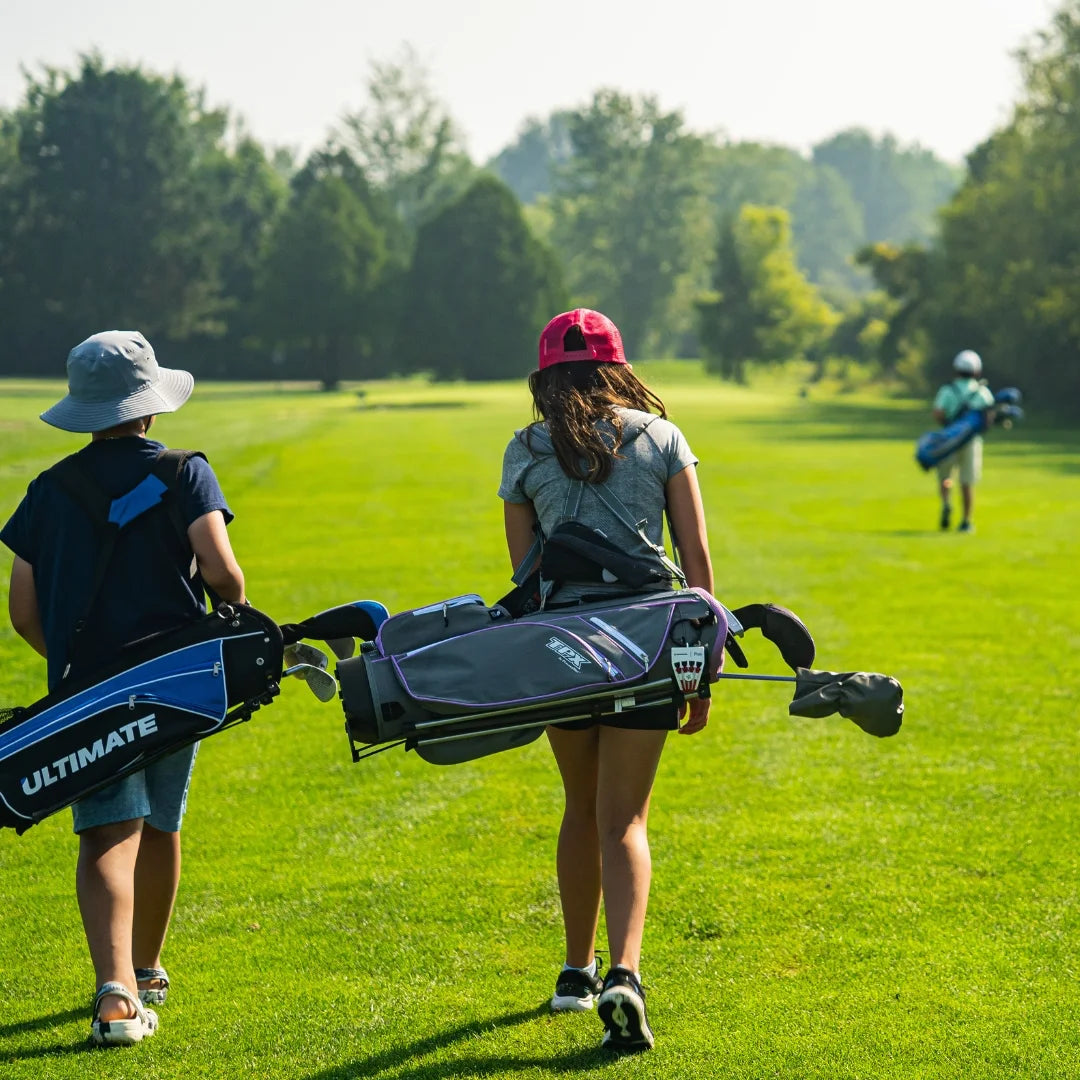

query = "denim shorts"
[[71, 743, 199, 834]]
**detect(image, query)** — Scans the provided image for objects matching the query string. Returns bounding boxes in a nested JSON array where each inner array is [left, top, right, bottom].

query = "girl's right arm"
[[665, 465, 713, 594], [503, 500, 538, 571], [665, 465, 714, 734]]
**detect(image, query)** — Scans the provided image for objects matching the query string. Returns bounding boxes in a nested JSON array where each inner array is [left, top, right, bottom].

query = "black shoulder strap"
[[46, 447, 206, 674], [151, 449, 206, 554]]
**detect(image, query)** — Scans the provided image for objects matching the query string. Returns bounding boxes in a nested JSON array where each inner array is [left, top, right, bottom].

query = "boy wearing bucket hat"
[[2, 330, 247, 1046]]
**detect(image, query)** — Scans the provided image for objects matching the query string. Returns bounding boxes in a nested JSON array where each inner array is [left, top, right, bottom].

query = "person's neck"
[[92, 428, 147, 442]]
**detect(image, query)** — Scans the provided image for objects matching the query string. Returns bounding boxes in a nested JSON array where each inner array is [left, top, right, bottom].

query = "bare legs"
[[547, 725, 668, 973], [77, 820, 181, 1021], [960, 482, 974, 525]]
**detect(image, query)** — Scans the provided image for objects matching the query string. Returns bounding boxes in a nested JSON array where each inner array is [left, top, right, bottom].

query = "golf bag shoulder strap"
[[45, 448, 207, 669], [511, 418, 662, 577], [505, 422, 685, 610]]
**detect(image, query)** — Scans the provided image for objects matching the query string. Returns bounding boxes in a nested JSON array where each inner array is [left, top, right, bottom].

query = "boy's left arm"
[[8, 556, 47, 658]]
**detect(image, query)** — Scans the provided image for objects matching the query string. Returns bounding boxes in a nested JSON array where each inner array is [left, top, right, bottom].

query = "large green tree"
[[0, 56, 292, 378], [397, 174, 565, 380], [256, 169, 388, 389], [0, 55, 246, 371], [697, 206, 837, 382], [336, 46, 475, 235], [549, 90, 713, 357]]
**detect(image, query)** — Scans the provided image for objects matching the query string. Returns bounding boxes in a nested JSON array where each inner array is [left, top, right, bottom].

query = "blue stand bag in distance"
[[915, 386, 1023, 471]]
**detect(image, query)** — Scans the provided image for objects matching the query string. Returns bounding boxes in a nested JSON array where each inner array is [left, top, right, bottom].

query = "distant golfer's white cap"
[[40, 331, 194, 433], [952, 349, 982, 376]]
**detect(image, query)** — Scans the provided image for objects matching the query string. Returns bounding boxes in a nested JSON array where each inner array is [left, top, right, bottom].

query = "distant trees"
[[855, 0, 1080, 413], [813, 129, 959, 247], [548, 90, 713, 357], [12, 12, 1080, 415], [0, 56, 247, 368], [335, 46, 475, 235], [397, 175, 565, 380], [490, 113, 573, 206], [697, 207, 836, 382], [256, 169, 388, 389]]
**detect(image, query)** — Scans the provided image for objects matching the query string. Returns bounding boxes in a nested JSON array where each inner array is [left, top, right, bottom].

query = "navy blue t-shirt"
[[1, 437, 233, 689]]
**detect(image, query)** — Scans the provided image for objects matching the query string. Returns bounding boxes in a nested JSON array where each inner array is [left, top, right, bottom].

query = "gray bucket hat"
[[40, 330, 194, 433]]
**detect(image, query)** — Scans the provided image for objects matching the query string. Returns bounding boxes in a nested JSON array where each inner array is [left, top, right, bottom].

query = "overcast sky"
[[0, 0, 1059, 165]]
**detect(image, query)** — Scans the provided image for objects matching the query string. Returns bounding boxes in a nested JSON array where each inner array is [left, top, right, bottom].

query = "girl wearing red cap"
[[498, 309, 714, 1052]]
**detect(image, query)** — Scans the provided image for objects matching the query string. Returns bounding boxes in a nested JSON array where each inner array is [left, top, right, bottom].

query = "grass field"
[[0, 366, 1078, 1079]]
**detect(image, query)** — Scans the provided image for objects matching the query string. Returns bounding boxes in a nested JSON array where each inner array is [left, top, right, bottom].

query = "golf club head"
[[994, 386, 1022, 406], [284, 642, 329, 672], [283, 662, 339, 703], [324, 636, 357, 660]]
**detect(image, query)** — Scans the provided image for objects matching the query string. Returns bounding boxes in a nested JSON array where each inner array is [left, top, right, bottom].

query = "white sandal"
[[91, 982, 159, 1046], [135, 966, 170, 1005]]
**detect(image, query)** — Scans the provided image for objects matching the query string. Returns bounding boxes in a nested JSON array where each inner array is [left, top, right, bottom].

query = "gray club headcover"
[[731, 603, 816, 671]]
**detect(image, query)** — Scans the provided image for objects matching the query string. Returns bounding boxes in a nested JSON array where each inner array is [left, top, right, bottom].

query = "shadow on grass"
[[305, 1003, 617, 1079], [0, 1005, 89, 1060], [355, 401, 470, 413]]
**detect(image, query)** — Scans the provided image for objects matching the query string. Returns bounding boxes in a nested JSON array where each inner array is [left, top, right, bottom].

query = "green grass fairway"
[[1, 369, 1078, 1079]]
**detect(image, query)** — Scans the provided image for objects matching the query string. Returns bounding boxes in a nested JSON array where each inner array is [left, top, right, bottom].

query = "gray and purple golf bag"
[[335, 587, 903, 765], [341, 588, 722, 764]]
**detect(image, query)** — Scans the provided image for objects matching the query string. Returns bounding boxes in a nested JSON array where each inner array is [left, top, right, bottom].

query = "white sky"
[[0, 0, 1059, 165]]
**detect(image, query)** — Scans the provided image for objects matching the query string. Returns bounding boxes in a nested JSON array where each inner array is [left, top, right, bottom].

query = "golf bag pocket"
[[0, 605, 282, 833], [338, 588, 726, 763], [375, 595, 510, 655], [394, 622, 630, 711]]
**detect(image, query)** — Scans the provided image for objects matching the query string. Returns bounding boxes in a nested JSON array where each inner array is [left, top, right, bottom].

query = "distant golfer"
[[499, 309, 714, 1053], [2, 331, 246, 1046], [932, 350, 995, 532]]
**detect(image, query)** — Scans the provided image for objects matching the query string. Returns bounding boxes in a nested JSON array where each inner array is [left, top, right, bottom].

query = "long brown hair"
[[526, 362, 667, 483]]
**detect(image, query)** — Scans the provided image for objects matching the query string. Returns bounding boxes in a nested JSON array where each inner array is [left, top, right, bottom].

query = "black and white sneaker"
[[597, 966, 654, 1051], [550, 959, 604, 1012]]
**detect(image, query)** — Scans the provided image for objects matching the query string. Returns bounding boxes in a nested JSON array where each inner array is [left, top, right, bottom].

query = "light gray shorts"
[[72, 743, 198, 834], [935, 436, 983, 486]]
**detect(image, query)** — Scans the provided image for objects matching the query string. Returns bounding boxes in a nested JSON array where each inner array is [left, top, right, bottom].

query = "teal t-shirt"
[[933, 378, 995, 423]]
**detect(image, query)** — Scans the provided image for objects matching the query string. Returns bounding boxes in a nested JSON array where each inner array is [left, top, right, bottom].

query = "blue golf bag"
[[915, 386, 1023, 470], [0, 604, 284, 833]]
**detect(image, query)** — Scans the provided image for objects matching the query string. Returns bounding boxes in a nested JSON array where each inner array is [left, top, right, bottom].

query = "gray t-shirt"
[[498, 407, 698, 602]]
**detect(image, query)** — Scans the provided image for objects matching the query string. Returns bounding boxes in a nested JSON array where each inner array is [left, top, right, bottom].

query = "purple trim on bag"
[[686, 587, 728, 678]]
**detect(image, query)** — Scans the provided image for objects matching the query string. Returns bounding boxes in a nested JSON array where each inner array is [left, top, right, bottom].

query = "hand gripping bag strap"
[[45, 448, 207, 673]]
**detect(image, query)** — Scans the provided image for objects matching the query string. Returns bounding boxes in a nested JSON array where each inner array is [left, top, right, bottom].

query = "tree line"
[[1, 3, 1076, 415]]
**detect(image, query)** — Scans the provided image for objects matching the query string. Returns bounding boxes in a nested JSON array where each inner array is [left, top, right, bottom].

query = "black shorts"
[[553, 701, 679, 732]]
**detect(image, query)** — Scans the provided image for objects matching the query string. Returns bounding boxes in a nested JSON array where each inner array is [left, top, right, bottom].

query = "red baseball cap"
[[538, 309, 628, 369]]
